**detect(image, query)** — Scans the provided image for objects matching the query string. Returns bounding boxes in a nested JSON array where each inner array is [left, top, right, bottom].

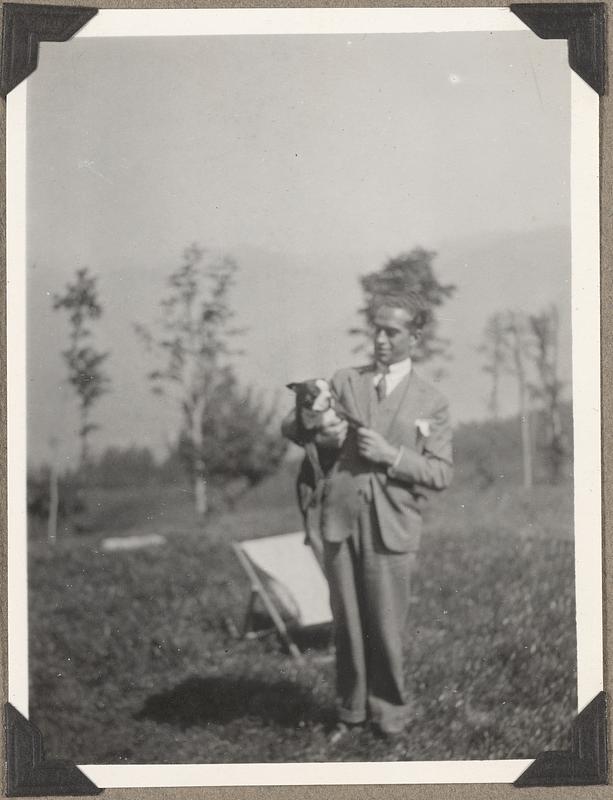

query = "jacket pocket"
[[384, 480, 423, 515]]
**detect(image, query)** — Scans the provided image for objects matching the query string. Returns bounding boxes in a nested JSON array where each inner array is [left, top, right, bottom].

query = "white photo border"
[[6, 6, 602, 788]]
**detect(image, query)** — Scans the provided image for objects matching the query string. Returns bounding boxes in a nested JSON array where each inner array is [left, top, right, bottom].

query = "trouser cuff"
[[338, 706, 368, 725]]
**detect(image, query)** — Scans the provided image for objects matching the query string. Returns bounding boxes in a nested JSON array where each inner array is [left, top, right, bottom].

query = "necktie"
[[376, 369, 388, 401]]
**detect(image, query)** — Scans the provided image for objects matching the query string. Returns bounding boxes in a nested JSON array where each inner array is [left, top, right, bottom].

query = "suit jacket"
[[296, 365, 453, 554]]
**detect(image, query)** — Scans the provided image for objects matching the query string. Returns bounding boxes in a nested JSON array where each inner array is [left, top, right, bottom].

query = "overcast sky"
[[25, 31, 571, 466]]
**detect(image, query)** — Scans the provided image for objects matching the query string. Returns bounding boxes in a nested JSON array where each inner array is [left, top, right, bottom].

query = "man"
[[283, 293, 453, 738]]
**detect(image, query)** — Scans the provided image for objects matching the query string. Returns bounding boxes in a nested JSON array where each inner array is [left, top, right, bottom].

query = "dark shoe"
[[372, 721, 406, 740]]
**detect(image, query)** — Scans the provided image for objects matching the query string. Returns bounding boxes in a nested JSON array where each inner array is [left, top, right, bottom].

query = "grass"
[[28, 468, 576, 764]]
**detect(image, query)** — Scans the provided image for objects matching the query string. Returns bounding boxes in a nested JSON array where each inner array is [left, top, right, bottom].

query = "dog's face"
[[287, 379, 336, 430], [287, 379, 332, 412]]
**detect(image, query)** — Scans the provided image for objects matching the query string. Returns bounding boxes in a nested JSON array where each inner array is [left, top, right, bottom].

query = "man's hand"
[[314, 418, 348, 450], [357, 427, 399, 466]]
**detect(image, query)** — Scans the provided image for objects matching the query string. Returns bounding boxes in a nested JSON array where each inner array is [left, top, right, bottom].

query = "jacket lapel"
[[347, 367, 375, 426]]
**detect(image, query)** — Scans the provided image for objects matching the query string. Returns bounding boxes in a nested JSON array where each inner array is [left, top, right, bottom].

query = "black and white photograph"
[[6, 6, 604, 788]]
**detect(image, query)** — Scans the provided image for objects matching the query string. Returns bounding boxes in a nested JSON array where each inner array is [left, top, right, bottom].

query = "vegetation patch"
[[29, 477, 576, 764]]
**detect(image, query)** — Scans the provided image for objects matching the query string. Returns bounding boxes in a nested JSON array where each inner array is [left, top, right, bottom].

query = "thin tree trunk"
[[491, 316, 502, 419], [191, 395, 208, 516], [520, 401, 533, 490], [79, 407, 90, 470], [48, 438, 59, 544], [491, 367, 500, 420], [194, 471, 207, 517], [511, 318, 533, 489], [548, 307, 564, 482]]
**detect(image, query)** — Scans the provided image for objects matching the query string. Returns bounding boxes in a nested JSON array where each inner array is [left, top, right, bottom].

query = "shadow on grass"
[[135, 674, 330, 729], [247, 613, 332, 654]]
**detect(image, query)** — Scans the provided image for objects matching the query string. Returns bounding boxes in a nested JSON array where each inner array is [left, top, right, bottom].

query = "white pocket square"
[[415, 418, 432, 438]]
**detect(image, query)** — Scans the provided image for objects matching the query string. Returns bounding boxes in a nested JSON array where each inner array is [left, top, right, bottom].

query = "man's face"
[[373, 306, 418, 366]]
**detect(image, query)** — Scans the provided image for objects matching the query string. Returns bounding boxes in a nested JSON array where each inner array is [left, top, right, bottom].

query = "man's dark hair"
[[370, 292, 431, 331]]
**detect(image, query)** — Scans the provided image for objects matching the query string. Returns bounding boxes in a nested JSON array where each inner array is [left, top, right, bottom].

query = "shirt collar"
[[377, 356, 412, 377]]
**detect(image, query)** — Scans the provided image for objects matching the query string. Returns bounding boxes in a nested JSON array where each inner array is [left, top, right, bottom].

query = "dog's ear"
[[286, 382, 299, 392]]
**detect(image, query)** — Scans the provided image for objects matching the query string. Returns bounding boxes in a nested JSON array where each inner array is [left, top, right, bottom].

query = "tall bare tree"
[[479, 313, 506, 419], [505, 311, 534, 489], [135, 244, 242, 516], [479, 310, 534, 489], [529, 305, 567, 482], [53, 267, 110, 468]]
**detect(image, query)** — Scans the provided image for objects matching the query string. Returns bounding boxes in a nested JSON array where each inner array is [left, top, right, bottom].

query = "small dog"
[[287, 379, 363, 565], [286, 378, 363, 480]]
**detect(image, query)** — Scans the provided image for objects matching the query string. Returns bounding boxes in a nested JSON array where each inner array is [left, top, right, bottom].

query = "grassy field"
[[28, 467, 576, 764]]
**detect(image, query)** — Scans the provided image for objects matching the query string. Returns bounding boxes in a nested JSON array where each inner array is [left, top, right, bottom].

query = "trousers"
[[323, 496, 416, 731]]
